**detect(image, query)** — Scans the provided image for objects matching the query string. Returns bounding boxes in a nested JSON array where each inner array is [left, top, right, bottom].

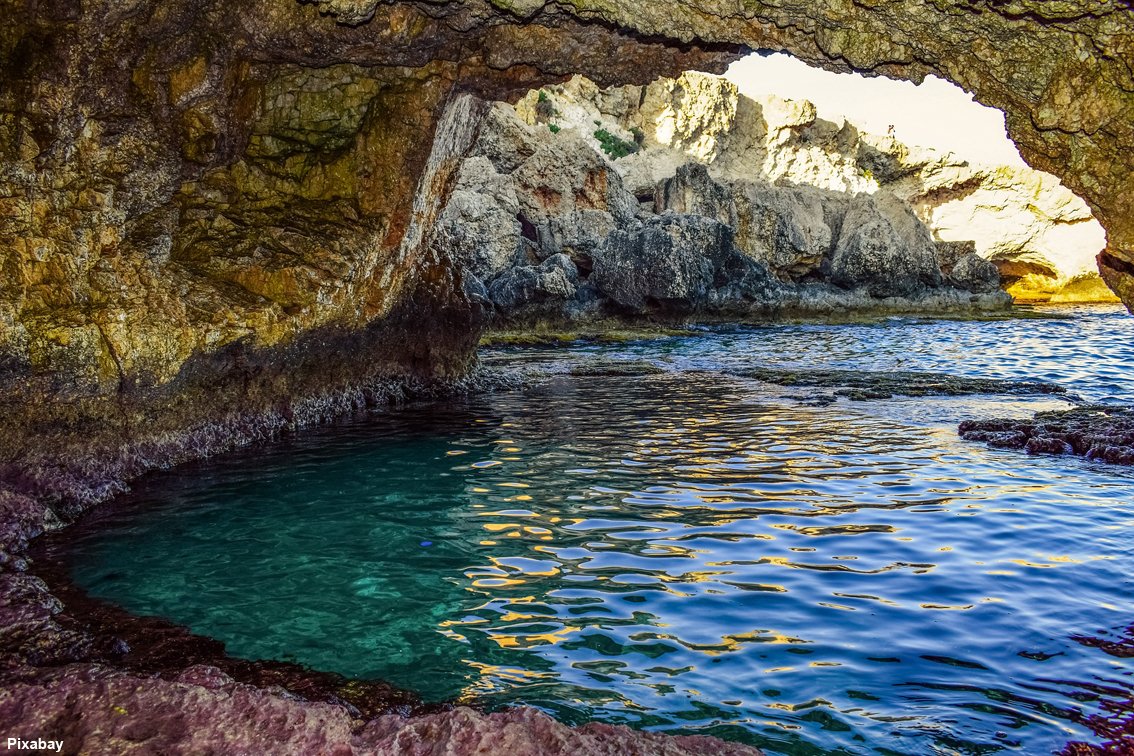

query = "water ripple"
[[59, 305, 1134, 755]]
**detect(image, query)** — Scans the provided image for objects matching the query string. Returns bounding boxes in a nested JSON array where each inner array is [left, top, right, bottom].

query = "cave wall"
[[0, 0, 734, 484]]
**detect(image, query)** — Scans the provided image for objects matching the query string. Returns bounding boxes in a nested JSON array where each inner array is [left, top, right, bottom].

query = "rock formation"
[[445, 76, 1031, 325], [3, 0, 1134, 752], [502, 73, 1112, 307]]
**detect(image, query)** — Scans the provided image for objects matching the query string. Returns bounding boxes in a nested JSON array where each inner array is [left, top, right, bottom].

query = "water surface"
[[60, 305, 1134, 754]]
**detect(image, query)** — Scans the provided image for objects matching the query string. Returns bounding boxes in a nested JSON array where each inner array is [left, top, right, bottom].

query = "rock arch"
[[1, 0, 1131, 472]]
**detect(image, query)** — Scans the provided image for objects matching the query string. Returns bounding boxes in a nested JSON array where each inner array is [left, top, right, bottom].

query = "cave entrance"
[[444, 52, 1114, 328]]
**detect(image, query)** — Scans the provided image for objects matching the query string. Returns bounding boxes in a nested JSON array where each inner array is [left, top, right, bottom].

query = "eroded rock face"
[[0, 0, 736, 477], [518, 72, 1114, 303], [450, 94, 1010, 323]]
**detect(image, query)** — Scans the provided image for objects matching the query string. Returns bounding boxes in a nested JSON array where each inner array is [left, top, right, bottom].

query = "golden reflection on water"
[[62, 307, 1134, 754], [404, 363, 1133, 753]]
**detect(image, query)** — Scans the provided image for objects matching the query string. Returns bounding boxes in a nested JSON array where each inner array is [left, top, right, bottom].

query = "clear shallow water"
[[61, 305, 1134, 755]]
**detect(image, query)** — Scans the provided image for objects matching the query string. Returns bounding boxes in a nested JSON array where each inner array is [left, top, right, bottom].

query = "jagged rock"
[[517, 73, 1114, 304], [473, 103, 544, 174], [732, 183, 833, 280], [960, 406, 1134, 466], [488, 254, 579, 319], [434, 158, 524, 280], [441, 87, 1019, 324], [935, 241, 977, 275], [827, 193, 942, 297], [656, 165, 832, 280], [512, 133, 639, 229], [950, 253, 1003, 294], [655, 164, 735, 224], [591, 214, 723, 313]]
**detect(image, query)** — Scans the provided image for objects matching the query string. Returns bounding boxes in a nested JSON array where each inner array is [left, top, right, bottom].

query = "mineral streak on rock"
[[959, 405, 1134, 465]]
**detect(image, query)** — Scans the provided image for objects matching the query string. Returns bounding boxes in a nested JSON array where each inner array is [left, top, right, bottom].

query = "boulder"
[[733, 183, 832, 280], [828, 192, 942, 297], [591, 214, 726, 314], [950, 252, 1003, 293], [934, 240, 977, 275], [654, 163, 735, 225], [488, 254, 579, 319]]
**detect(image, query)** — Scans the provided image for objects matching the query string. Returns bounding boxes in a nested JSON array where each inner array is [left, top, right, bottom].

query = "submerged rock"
[[568, 359, 668, 376], [959, 406, 1134, 465], [735, 368, 1069, 401]]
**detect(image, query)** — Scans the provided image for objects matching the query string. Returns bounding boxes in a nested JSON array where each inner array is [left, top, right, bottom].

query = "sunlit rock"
[[515, 73, 1111, 305]]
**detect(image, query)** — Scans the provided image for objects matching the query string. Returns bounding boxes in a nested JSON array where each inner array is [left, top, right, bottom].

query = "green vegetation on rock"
[[593, 128, 639, 159]]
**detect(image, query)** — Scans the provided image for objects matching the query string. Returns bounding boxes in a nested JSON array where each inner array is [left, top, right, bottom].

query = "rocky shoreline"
[[0, 373, 767, 755], [960, 405, 1134, 466], [3, 328, 1132, 753], [442, 81, 1018, 327]]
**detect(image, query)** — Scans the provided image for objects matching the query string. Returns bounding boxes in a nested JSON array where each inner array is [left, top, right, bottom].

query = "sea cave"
[[2, 1, 1134, 754]]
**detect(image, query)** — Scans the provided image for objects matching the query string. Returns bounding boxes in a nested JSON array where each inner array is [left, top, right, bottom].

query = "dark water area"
[[56, 305, 1134, 754]]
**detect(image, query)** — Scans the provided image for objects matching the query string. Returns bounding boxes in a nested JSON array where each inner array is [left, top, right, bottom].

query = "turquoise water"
[[61, 305, 1134, 754]]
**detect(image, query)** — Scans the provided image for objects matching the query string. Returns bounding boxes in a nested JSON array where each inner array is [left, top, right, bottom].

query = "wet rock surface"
[[959, 406, 1134, 465], [734, 368, 1069, 402]]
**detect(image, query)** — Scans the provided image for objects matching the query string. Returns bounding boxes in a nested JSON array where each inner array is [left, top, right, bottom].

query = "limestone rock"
[[828, 193, 942, 298], [435, 157, 524, 280], [950, 253, 1003, 294], [591, 215, 722, 313], [656, 165, 832, 280], [488, 254, 579, 319], [520, 72, 1113, 304]]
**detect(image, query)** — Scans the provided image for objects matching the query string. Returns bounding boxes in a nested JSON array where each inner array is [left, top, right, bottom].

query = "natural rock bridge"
[[2, 1, 1133, 752], [3, 1, 1132, 459]]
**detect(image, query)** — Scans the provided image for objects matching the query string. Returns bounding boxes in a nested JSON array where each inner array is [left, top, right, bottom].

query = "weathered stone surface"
[[0, 622, 762, 756], [960, 406, 1134, 465], [435, 157, 524, 280], [489, 254, 579, 320], [737, 367, 1069, 402], [592, 214, 750, 315], [524, 72, 1114, 303], [657, 165, 832, 280], [444, 90, 1014, 324], [950, 253, 1004, 294], [3, 664, 763, 755], [828, 193, 942, 298]]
